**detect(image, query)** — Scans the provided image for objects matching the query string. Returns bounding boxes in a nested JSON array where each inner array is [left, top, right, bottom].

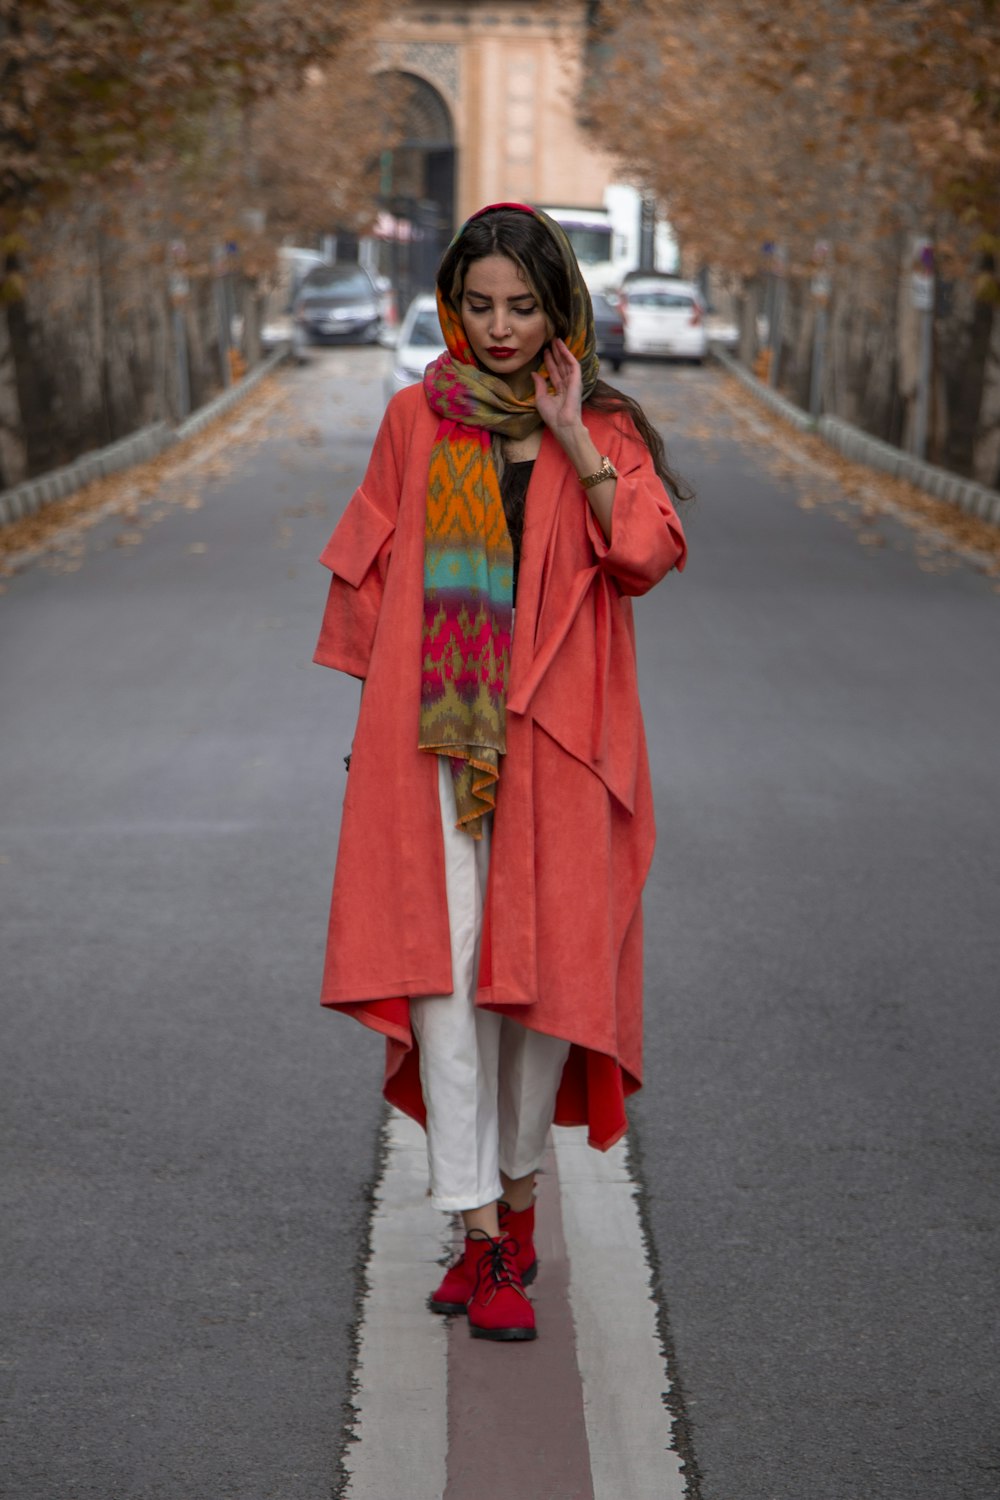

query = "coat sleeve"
[[583, 417, 687, 596], [313, 401, 403, 678]]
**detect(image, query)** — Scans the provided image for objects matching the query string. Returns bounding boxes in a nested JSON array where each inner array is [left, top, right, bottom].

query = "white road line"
[[341, 1110, 449, 1500], [554, 1129, 686, 1500]]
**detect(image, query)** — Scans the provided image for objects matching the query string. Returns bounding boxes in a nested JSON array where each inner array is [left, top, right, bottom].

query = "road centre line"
[[554, 1128, 687, 1500], [339, 1109, 449, 1500], [340, 1109, 686, 1499]]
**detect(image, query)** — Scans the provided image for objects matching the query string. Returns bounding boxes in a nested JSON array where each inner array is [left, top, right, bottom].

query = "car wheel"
[[610, 359, 623, 372]]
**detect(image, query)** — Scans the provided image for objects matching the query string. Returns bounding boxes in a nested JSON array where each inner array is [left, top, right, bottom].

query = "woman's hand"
[[532, 337, 584, 440], [534, 336, 616, 543]]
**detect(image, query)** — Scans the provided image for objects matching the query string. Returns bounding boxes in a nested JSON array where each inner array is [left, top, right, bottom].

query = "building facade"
[[371, 0, 621, 297]]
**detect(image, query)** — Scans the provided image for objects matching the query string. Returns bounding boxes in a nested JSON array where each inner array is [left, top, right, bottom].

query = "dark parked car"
[[293, 263, 383, 345], [592, 290, 625, 372]]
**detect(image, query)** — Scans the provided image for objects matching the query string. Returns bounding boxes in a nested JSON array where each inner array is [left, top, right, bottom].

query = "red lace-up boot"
[[428, 1200, 537, 1314], [465, 1230, 536, 1341]]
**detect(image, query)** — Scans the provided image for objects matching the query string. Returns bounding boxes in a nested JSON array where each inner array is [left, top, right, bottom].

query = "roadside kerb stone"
[[710, 343, 1000, 527], [0, 343, 290, 530]]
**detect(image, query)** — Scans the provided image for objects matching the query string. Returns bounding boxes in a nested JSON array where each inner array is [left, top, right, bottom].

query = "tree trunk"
[[241, 277, 263, 367], [972, 305, 1000, 489], [737, 276, 762, 366], [0, 307, 28, 490]]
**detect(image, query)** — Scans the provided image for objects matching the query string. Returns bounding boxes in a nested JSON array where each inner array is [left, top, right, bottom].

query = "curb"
[[710, 345, 1000, 527], [0, 344, 290, 529]]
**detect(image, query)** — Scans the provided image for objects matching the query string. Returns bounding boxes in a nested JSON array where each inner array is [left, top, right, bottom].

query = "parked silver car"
[[293, 263, 383, 346]]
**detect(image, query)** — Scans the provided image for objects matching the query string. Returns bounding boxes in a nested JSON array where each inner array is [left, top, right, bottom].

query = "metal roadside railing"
[[711, 344, 1000, 528], [0, 343, 291, 530]]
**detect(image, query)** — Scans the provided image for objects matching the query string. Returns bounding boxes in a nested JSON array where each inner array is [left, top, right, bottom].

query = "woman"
[[314, 203, 688, 1342]]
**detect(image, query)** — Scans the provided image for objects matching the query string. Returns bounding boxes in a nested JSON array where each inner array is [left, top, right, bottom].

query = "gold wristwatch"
[[577, 455, 617, 489]]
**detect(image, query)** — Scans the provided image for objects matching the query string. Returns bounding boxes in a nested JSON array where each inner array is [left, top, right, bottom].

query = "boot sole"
[[469, 1324, 537, 1341]]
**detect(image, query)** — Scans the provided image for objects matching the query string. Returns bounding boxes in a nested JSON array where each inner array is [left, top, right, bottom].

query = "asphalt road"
[[2, 346, 998, 1500], [632, 367, 1000, 1500]]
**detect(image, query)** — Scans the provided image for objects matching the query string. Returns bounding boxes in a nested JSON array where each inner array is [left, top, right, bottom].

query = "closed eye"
[[466, 300, 538, 315]]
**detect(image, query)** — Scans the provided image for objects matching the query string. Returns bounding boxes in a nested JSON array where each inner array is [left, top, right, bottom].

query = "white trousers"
[[410, 758, 571, 1212]]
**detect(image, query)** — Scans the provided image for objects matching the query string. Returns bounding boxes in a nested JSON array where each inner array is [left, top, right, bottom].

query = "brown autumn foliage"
[[586, 2, 940, 279], [582, 1, 1000, 485], [0, 0, 396, 489], [0, 1, 384, 246]]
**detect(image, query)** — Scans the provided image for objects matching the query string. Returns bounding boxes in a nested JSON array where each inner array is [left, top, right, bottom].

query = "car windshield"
[[299, 266, 373, 299], [560, 227, 613, 265], [629, 291, 695, 309], [404, 309, 444, 347]]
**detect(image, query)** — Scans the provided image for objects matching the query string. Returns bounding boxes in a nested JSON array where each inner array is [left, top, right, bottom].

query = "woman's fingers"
[[545, 337, 575, 388]]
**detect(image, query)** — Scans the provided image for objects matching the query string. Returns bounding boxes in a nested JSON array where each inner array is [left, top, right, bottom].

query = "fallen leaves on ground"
[[709, 372, 1000, 577], [0, 375, 290, 577]]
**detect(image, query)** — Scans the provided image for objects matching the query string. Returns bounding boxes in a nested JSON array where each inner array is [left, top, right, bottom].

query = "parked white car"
[[384, 293, 446, 403], [620, 277, 708, 363]]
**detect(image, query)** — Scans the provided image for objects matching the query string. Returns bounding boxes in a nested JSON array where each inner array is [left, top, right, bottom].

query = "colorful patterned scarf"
[[419, 203, 598, 836]]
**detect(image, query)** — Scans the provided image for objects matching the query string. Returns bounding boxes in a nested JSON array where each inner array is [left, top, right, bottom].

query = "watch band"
[[577, 455, 617, 490]]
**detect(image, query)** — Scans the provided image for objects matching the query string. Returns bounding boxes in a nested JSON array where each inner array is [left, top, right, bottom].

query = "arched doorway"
[[374, 72, 456, 310]]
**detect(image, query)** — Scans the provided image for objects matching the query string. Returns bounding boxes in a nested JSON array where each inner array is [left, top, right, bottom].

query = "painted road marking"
[[554, 1129, 686, 1500], [444, 1144, 596, 1500], [339, 1110, 448, 1500], [340, 1110, 684, 1499]]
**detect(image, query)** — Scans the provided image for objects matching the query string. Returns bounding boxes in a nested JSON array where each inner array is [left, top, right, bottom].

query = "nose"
[[489, 308, 511, 339]]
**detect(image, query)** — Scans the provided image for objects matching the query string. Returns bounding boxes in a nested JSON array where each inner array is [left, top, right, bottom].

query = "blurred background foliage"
[[0, 0, 396, 485], [583, 0, 1000, 484], [1, 0, 998, 494]]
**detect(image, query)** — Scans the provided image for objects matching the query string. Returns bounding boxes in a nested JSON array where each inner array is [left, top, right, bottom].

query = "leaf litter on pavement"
[[704, 373, 1000, 589], [0, 372, 325, 589]]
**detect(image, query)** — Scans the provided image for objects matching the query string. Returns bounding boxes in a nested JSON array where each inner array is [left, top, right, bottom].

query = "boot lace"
[[468, 1230, 524, 1303]]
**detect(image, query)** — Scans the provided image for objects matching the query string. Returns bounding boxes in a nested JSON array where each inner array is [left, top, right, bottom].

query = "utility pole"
[[809, 241, 831, 420], [169, 240, 191, 420], [212, 245, 231, 389], [910, 238, 935, 461], [768, 244, 787, 389], [639, 195, 656, 272]]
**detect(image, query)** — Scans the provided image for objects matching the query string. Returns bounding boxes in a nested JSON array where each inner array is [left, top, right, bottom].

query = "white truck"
[[541, 186, 678, 295]]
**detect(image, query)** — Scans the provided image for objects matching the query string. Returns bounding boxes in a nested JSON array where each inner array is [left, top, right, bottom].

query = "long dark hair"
[[436, 208, 694, 506]]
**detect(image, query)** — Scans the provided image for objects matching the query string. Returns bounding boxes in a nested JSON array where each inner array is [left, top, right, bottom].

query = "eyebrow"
[[464, 288, 536, 303]]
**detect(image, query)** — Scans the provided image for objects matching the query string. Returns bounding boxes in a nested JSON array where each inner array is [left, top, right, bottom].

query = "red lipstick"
[[488, 347, 517, 358]]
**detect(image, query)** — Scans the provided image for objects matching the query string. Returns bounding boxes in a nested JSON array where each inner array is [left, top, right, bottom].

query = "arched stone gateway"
[[367, 2, 630, 311], [374, 71, 456, 308]]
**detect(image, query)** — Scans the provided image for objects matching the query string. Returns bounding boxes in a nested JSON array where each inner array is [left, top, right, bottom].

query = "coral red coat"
[[314, 383, 686, 1149]]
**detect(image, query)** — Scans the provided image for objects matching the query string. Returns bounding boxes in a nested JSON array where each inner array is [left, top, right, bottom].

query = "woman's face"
[[459, 253, 550, 398]]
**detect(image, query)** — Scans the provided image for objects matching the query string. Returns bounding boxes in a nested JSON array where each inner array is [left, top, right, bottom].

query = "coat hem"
[[321, 974, 452, 1006]]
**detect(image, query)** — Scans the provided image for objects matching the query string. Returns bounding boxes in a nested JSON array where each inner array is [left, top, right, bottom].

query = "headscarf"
[[418, 203, 599, 837]]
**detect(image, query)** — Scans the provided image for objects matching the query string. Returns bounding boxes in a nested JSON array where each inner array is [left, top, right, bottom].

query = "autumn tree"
[[0, 0, 394, 488], [0, 2, 386, 255], [582, 0, 1000, 482]]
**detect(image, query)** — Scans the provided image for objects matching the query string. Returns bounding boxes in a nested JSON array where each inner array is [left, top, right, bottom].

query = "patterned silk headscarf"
[[419, 203, 599, 837]]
